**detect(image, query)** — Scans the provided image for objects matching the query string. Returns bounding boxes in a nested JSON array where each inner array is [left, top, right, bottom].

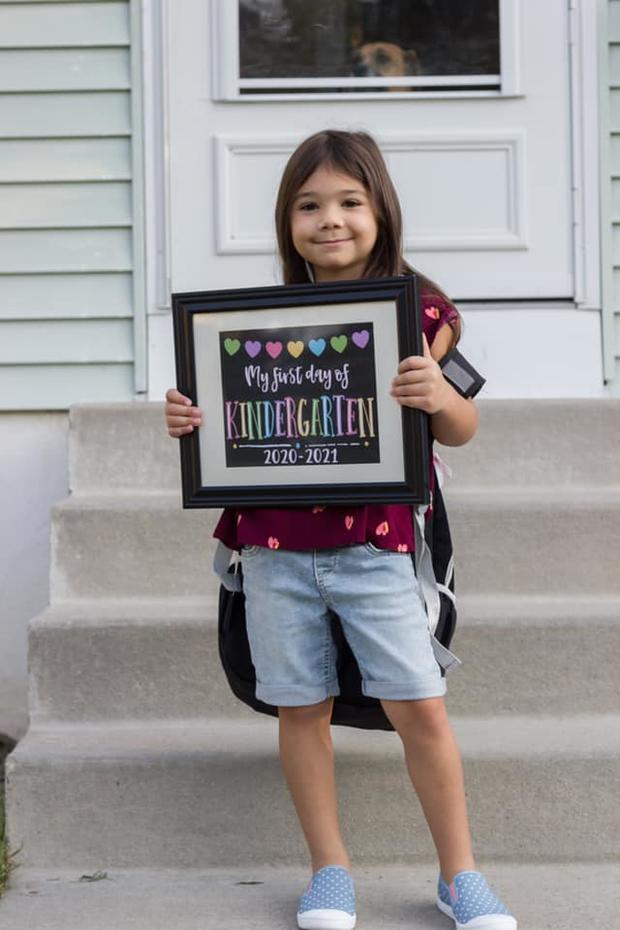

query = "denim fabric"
[[240, 544, 446, 706]]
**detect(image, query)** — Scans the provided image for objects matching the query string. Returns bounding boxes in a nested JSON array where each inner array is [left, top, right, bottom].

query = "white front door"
[[164, 0, 573, 301]]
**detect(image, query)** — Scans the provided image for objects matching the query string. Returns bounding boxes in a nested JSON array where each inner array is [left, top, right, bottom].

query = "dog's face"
[[351, 42, 421, 78]]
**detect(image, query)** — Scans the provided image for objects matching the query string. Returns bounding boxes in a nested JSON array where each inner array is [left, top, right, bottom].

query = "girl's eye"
[[298, 201, 317, 211], [343, 199, 361, 207]]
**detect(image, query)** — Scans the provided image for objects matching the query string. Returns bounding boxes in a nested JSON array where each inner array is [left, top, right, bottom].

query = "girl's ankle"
[[311, 858, 352, 873], [440, 859, 477, 884]]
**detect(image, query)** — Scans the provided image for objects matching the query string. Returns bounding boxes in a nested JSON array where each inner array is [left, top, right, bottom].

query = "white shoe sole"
[[297, 908, 357, 929], [436, 896, 517, 930]]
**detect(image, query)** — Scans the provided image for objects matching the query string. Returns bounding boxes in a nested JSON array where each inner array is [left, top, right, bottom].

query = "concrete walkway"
[[0, 863, 613, 929]]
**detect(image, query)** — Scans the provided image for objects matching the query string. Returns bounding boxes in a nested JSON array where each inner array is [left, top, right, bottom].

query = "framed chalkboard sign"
[[172, 276, 429, 508]]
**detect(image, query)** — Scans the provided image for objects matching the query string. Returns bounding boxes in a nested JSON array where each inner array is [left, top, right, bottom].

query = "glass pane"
[[239, 0, 500, 83]]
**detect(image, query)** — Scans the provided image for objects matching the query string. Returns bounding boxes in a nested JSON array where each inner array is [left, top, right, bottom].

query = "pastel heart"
[[267, 536, 280, 549], [345, 515, 354, 530], [375, 521, 389, 536], [287, 340, 304, 358], [397, 544, 408, 552], [352, 330, 369, 349], [266, 340, 283, 359], [309, 338, 326, 357], [245, 340, 261, 358], [425, 306, 441, 320], [330, 335, 348, 353], [312, 506, 326, 514], [224, 338, 241, 356]]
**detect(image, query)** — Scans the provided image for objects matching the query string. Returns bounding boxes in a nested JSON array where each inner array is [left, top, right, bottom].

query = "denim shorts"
[[240, 544, 446, 706]]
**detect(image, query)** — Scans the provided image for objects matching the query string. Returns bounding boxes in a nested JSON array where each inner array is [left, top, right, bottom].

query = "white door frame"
[[569, 0, 602, 310]]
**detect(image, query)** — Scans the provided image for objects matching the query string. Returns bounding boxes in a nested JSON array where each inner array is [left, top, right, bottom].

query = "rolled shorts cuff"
[[362, 677, 447, 701], [256, 679, 341, 707]]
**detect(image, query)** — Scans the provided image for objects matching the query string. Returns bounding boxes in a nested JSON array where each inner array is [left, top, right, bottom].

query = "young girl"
[[165, 130, 516, 930]]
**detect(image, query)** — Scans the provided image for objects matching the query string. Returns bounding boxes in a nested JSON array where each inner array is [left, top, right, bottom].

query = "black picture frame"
[[172, 276, 429, 508]]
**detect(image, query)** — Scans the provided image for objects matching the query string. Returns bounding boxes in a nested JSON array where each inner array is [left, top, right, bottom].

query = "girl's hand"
[[390, 334, 451, 415], [164, 388, 202, 438]]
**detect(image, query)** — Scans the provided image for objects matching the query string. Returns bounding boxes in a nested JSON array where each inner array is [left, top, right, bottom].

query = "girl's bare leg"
[[278, 698, 351, 873], [381, 696, 476, 883]]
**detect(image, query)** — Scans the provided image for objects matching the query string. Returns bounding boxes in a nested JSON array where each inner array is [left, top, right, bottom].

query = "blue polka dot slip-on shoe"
[[436, 871, 517, 930], [297, 865, 356, 930]]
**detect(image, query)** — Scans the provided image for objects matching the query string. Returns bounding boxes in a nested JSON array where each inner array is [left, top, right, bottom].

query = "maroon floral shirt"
[[214, 290, 459, 553]]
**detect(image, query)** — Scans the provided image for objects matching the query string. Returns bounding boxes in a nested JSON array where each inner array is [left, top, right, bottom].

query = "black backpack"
[[216, 469, 457, 733]]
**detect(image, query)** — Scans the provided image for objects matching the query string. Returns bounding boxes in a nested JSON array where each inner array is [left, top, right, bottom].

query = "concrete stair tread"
[[51, 486, 620, 599], [456, 593, 620, 625], [26, 597, 620, 723], [61, 487, 620, 506], [445, 486, 620, 505], [9, 717, 619, 867], [0, 863, 614, 930], [58, 492, 185, 510], [31, 593, 620, 628], [30, 598, 219, 628], [69, 400, 620, 494], [11, 714, 620, 762]]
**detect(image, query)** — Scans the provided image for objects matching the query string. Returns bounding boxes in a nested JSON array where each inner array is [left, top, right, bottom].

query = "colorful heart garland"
[[225, 331, 371, 359]]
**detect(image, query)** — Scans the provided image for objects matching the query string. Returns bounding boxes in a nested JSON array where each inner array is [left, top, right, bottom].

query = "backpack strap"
[[214, 541, 242, 591], [413, 502, 462, 674]]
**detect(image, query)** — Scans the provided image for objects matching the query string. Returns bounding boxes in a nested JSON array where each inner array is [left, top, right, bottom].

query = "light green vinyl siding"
[[0, 49, 131, 91], [0, 273, 132, 319], [0, 3, 129, 46], [0, 319, 133, 363], [603, 0, 620, 390], [0, 0, 142, 410], [0, 93, 131, 137], [613, 0, 620, 382], [0, 182, 132, 227], [0, 138, 131, 181], [0, 230, 132, 273]]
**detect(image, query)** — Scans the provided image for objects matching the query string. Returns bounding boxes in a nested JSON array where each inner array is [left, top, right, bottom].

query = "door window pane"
[[239, 0, 499, 90]]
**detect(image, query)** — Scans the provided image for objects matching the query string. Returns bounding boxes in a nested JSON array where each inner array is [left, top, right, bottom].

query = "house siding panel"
[[0, 319, 133, 364], [602, 2, 620, 389], [0, 138, 131, 181], [0, 229, 132, 274], [0, 48, 130, 91], [0, 92, 131, 138], [0, 272, 133, 319], [0, 182, 132, 228], [0, 0, 139, 409], [0, 364, 134, 408], [609, 0, 620, 38], [0, 2, 129, 47]]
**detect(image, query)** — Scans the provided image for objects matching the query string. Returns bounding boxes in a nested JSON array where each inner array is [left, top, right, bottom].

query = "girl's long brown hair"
[[274, 130, 458, 340]]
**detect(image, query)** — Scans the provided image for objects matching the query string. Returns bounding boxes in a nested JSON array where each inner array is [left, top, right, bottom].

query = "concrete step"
[[69, 402, 180, 495], [69, 400, 620, 493], [442, 398, 620, 488], [28, 596, 620, 723], [0, 863, 614, 930], [50, 490, 620, 599], [445, 487, 620, 596], [6, 715, 620, 869], [28, 598, 256, 723]]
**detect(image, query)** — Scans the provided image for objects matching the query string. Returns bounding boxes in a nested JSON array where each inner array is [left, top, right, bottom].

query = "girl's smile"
[[291, 166, 378, 282]]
